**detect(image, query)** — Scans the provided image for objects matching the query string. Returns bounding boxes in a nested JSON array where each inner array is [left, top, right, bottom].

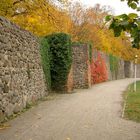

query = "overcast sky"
[[79, 0, 139, 15]]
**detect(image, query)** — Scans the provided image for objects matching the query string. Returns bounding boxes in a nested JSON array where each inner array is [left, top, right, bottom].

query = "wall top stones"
[[0, 16, 41, 69]]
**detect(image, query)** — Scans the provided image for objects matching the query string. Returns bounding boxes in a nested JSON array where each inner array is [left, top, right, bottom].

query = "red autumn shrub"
[[91, 52, 108, 84]]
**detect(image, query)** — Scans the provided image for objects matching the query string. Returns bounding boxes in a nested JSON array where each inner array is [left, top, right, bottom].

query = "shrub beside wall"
[[91, 52, 108, 84], [40, 38, 51, 90], [109, 54, 119, 79], [45, 33, 72, 91], [89, 43, 93, 63]]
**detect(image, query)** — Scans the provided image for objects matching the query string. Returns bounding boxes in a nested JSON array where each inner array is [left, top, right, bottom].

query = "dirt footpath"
[[0, 78, 140, 140]]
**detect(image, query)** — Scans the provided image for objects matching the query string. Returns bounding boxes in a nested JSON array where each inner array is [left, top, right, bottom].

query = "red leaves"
[[91, 52, 108, 84]]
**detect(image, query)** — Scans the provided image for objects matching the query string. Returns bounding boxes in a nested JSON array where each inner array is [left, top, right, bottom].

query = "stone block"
[[14, 102, 24, 113], [5, 103, 14, 116], [72, 44, 91, 89]]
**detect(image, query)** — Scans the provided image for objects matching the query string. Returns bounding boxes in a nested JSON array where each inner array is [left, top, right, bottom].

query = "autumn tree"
[[67, 2, 112, 42], [106, 0, 140, 49], [0, 0, 71, 36], [1, 0, 139, 61], [67, 1, 140, 61], [0, 0, 68, 17]]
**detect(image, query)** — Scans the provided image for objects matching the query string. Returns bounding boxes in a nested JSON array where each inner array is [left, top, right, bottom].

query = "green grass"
[[124, 81, 140, 122]]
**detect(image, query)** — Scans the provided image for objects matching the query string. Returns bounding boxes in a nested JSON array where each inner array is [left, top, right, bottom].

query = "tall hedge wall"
[[45, 33, 72, 91]]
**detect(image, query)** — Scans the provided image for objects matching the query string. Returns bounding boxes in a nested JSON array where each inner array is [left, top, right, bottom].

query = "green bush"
[[40, 38, 51, 90], [109, 54, 119, 78], [109, 54, 119, 72], [88, 43, 93, 63], [45, 33, 72, 91]]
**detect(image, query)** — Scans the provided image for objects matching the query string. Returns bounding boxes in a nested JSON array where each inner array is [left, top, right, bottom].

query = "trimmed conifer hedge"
[[45, 33, 72, 91]]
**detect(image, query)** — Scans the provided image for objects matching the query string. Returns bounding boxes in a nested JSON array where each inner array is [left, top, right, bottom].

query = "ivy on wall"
[[45, 33, 72, 91], [89, 43, 93, 63], [40, 38, 51, 90], [109, 54, 119, 78]]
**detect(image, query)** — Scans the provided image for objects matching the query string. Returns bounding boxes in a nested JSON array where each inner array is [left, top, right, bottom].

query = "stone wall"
[[124, 61, 134, 78], [116, 59, 125, 79], [72, 45, 140, 87], [1, 16, 140, 122], [91, 50, 124, 81], [137, 64, 140, 78], [0, 17, 47, 122], [109, 58, 125, 80], [72, 44, 91, 89], [124, 61, 140, 78]]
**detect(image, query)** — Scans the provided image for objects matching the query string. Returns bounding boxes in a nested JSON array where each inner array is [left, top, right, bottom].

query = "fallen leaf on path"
[[83, 125, 89, 128], [66, 138, 71, 140], [14, 134, 18, 137], [37, 116, 41, 119], [0, 124, 11, 130], [34, 124, 39, 128], [37, 114, 42, 119]]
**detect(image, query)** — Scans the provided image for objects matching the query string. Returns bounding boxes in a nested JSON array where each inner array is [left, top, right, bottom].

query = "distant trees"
[[0, 0, 140, 61]]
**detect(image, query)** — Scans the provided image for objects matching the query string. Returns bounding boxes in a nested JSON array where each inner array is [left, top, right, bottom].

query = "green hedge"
[[40, 38, 51, 90], [109, 54, 119, 72], [89, 43, 93, 63], [45, 33, 72, 91]]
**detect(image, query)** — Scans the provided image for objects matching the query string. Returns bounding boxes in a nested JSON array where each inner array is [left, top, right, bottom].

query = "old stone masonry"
[[1, 16, 140, 123], [0, 16, 47, 122]]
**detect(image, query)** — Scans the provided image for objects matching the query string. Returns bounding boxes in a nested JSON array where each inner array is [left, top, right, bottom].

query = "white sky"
[[79, 0, 139, 15]]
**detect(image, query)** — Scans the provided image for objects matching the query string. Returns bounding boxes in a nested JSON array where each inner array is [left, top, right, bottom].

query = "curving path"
[[1, 78, 140, 140]]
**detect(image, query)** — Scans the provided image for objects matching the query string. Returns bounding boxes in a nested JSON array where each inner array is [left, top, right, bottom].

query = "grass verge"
[[123, 81, 140, 123]]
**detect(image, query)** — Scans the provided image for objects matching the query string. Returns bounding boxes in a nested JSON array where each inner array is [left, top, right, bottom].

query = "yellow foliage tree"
[[1, 0, 140, 62]]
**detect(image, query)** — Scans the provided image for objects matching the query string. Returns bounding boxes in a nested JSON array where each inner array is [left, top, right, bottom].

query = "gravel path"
[[0, 78, 140, 140]]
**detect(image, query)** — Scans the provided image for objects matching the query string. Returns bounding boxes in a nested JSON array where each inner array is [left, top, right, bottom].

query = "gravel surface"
[[0, 78, 140, 140]]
